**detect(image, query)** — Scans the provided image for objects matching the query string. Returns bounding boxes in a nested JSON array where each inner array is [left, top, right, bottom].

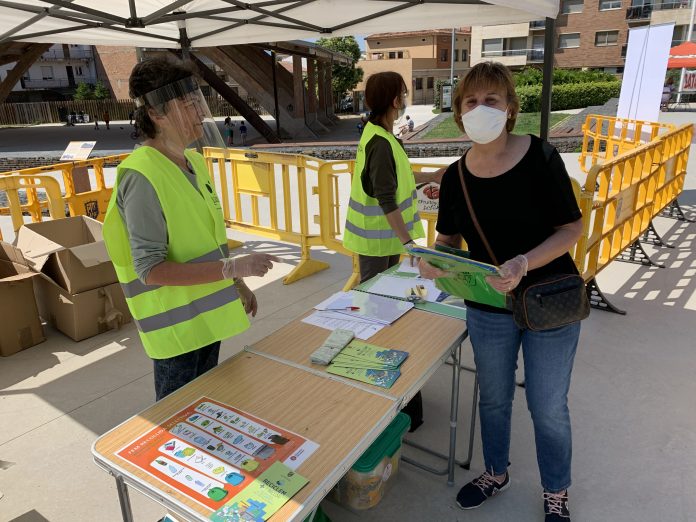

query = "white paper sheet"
[[314, 291, 413, 325], [301, 311, 386, 340], [366, 275, 444, 303]]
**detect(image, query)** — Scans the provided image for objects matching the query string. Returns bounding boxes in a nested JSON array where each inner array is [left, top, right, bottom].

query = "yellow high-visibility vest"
[[343, 121, 424, 256], [103, 146, 249, 359]]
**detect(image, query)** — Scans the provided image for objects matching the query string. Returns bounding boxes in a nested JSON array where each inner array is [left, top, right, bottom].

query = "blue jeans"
[[153, 341, 221, 401], [467, 307, 581, 492]]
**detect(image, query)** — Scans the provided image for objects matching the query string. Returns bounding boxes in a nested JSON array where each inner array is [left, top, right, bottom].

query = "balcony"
[[481, 49, 528, 58], [626, 4, 653, 20], [21, 77, 96, 89], [653, 0, 693, 10], [527, 49, 545, 62], [38, 49, 93, 61], [529, 20, 546, 30]]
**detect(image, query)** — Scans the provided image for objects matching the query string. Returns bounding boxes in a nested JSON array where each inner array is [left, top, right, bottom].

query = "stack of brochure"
[[326, 339, 409, 389]]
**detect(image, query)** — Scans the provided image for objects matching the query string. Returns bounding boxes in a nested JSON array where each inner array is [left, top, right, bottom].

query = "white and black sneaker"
[[544, 490, 571, 521], [456, 471, 510, 509]]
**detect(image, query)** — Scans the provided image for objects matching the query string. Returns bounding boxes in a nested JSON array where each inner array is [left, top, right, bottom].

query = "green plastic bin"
[[330, 412, 411, 511]]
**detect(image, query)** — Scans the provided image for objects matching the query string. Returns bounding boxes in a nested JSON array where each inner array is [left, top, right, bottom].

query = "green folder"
[[409, 246, 510, 310]]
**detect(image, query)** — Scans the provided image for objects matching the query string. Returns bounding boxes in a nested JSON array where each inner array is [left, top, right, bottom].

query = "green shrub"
[[514, 67, 616, 86], [516, 81, 621, 112]]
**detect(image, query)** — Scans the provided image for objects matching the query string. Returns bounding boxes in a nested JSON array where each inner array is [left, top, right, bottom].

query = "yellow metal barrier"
[[579, 114, 675, 175], [204, 147, 330, 285], [0, 154, 127, 223], [316, 159, 451, 290], [0, 174, 65, 241], [651, 124, 693, 218]]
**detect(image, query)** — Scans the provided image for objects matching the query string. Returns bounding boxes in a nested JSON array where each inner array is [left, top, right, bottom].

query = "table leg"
[[401, 331, 477, 485], [114, 474, 134, 522]]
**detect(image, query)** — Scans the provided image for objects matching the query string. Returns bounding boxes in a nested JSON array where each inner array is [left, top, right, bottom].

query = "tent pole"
[[450, 27, 455, 87], [540, 16, 555, 141], [677, 0, 696, 103], [271, 50, 281, 136]]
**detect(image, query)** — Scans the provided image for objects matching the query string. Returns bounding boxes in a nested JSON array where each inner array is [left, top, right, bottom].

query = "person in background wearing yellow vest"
[[343, 71, 444, 431], [103, 57, 279, 401]]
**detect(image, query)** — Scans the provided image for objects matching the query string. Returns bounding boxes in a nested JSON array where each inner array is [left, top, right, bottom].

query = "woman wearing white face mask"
[[344, 71, 443, 431], [418, 62, 584, 522]]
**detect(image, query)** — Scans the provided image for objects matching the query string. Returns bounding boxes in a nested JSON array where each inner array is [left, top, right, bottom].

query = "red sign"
[[683, 71, 696, 92]]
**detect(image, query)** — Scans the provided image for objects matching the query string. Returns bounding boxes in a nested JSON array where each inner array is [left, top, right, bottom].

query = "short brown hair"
[[129, 57, 194, 139], [453, 61, 520, 134], [365, 72, 407, 124]]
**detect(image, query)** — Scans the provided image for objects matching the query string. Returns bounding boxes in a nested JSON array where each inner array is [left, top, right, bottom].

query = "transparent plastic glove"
[[418, 257, 448, 280], [221, 253, 280, 279], [486, 254, 528, 293], [235, 280, 258, 317]]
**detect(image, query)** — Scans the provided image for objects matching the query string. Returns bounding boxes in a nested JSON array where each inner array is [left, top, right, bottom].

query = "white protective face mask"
[[397, 97, 407, 120], [460, 104, 508, 144]]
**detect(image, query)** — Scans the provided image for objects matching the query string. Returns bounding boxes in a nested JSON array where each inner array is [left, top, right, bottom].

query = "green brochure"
[[326, 366, 401, 388], [409, 246, 510, 309], [340, 340, 409, 367], [210, 462, 308, 522]]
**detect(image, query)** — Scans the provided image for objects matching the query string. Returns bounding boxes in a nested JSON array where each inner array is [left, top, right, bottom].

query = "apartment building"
[[0, 44, 98, 101], [355, 29, 471, 106], [470, 0, 695, 73]]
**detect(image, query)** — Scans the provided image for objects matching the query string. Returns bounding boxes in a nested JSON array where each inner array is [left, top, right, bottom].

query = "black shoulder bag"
[[457, 144, 590, 331]]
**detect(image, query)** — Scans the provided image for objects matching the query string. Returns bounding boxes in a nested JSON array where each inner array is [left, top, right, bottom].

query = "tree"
[[73, 81, 93, 100], [315, 36, 364, 107], [93, 80, 111, 100]]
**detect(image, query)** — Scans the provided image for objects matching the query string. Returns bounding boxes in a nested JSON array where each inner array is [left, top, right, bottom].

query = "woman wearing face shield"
[[418, 62, 583, 521], [102, 57, 279, 401], [343, 71, 443, 431]]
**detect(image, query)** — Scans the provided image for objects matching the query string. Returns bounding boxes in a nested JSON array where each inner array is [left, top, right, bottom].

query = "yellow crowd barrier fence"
[[0, 154, 127, 224], [579, 114, 675, 175], [0, 174, 65, 241]]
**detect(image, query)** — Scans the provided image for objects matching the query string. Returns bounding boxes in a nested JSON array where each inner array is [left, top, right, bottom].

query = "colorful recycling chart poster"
[[210, 462, 308, 522], [116, 397, 319, 511]]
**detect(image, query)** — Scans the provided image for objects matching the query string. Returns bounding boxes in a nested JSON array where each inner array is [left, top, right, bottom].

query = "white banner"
[[617, 23, 675, 122]]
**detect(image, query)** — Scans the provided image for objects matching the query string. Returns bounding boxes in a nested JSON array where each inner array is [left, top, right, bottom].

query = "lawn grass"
[[421, 112, 571, 140]]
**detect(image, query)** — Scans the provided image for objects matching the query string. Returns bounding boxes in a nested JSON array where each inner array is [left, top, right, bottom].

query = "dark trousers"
[[153, 341, 221, 401], [358, 253, 424, 431]]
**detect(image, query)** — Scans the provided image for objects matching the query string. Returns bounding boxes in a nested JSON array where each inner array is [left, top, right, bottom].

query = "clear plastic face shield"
[[135, 76, 225, 153]]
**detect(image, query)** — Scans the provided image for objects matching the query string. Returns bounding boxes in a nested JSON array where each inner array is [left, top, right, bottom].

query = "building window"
[[505, 37, 528, 55], [415, 77, 423, 90], [561, 0, 584, 13], [439, 49, 448, 62], [482, 38, 503, 57], [371, 52, 383, 60], [427, 77, 434, 89], [454, 49, 459, 62], [462, 49, 468, 61], [40, 66, 54, 80], [598, 0, 621, 10], [397, 51, 403, 58], [75, 66, 83, 76], [558, 33, 581, 49], [595, 30, 619, 46]]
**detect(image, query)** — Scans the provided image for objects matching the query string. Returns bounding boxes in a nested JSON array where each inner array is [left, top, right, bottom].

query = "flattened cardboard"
[[0, 255, 45, 357], [16, 216, 117, 294], [34, 277, 131, 342]]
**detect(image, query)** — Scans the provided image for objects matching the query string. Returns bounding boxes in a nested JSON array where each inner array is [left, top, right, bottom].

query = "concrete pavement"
[[0, 112, 695, 522]]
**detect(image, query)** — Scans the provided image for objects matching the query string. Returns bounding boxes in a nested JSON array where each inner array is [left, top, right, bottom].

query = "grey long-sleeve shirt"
[[116, 167, 199, 283]]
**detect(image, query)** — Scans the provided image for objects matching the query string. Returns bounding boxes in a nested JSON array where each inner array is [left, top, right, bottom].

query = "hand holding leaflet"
[[408, 245, 509, 309]]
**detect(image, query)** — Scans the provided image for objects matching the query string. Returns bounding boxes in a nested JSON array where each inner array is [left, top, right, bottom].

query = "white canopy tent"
[[0, 0, 561, 136]]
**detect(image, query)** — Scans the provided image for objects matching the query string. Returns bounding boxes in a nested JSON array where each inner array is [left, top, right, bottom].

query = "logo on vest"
[[206, 183, 222, 209]]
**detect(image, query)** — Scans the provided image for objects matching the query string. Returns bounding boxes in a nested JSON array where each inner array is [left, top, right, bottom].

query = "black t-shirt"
[[436, 135, 582, 313]]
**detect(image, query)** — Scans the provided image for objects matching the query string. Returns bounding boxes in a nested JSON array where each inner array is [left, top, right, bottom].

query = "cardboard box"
[[34, 277, 132, 342], [0, 242, 45, 356], [16, 216, 117, 295]]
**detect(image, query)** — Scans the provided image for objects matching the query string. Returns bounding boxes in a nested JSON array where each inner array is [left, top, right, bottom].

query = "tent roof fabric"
[[0, 0, 560, 49], [668, 41, 696, 69]]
